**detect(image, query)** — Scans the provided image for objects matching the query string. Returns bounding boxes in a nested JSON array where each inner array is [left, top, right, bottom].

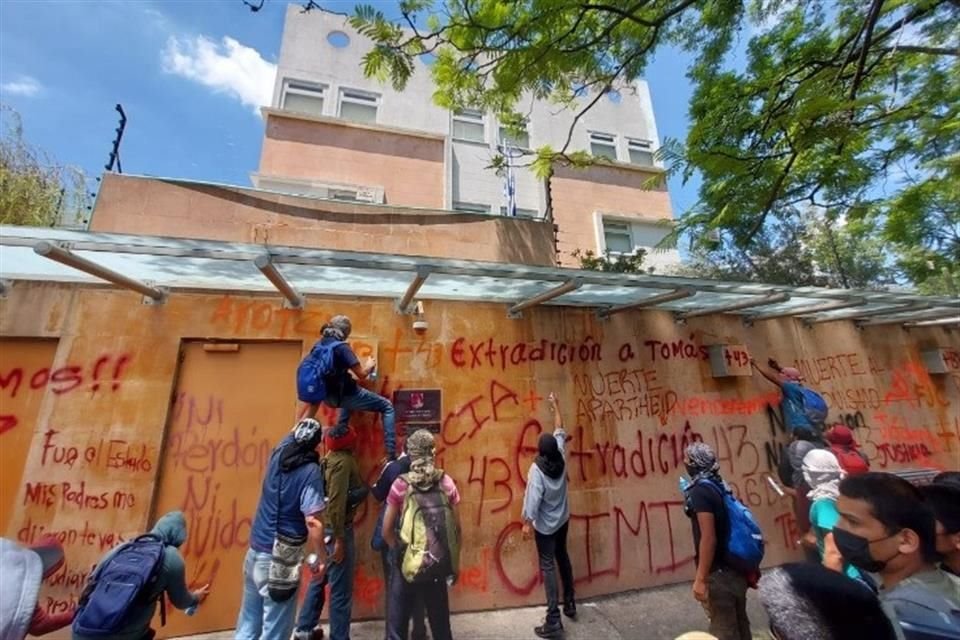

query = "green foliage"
[[0, 106, 88, 227], [349, 0, 959, 293], [572, 248, 648, 274]]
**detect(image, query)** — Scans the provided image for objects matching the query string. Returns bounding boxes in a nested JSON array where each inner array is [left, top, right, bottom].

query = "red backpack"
[[832, 446, 870, 475]]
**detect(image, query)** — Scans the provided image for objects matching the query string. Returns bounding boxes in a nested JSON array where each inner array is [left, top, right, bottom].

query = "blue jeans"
[[334, 388, 396, 458], [295, 573, 327, 633], [235, 548, 299, 640], [295, 530, 355, 638]]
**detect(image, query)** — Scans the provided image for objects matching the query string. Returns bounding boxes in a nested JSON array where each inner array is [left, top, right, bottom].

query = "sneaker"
[[534, 621, 564, 638], [310, 628, 324, 640], [292, 628, 324, 640], [563, 601, 577, 620]]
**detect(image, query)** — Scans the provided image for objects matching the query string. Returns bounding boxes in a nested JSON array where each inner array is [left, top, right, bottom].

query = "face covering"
[[833, 527, 899, 573], [685, 463, 699, 478]]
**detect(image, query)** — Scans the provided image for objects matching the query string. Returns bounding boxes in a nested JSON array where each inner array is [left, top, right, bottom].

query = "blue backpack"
[[73, 534, 167, 636], [799, 387, 829, 424], [296, 340, 342, 403], [689, 478, 765, 574]]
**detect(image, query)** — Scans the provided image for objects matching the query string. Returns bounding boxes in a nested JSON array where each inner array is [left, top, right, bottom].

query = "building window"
[[628, 139, 655, 166], [339, 88, 379, 124], [452, 109, 485, 143], [500, 205, 538, 218], [498, 122, 529, 150], [590, 132, 618, 161], [281, 79, 325, 116], [602, 220, 634, 254], [453, 201, 490, 214]]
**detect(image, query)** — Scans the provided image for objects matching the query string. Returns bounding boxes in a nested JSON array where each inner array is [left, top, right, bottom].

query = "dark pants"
[[534, 521, 575, 626], [387, 559, 452, 640], [296, 575, 327, 633], [706, 569, 751, 640], [380, 547, 427, 640]]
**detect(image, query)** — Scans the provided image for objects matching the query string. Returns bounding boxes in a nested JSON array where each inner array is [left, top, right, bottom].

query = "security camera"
[[413, 318, 429, 335], [412, 301, 428, 335]]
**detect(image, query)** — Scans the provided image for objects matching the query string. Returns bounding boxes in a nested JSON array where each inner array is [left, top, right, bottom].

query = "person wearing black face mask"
[[835, 473, 960, 640]]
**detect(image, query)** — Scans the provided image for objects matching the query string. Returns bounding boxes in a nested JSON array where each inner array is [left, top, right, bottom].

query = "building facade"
[[256, 6, 679, 269]]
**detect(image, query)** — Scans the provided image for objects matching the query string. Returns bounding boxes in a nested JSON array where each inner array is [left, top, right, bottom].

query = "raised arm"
[[750, 358, 783, 388]]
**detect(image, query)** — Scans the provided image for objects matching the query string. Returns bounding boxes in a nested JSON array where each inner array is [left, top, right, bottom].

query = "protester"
[[823, 424, 870, 475], [682, 443, 751, 640], [760, 563, 898, 640], [303, 427, 365, 640], [299, 315, 397, 459], [801, 449, 867, 586], [835, 472, 960, 638], [383, 429, 461, 640], [750, 357, 827, 434], [933, 471, 960, 488], [1, 536, 73, 640], [779, 429, 822, 560], [371, 437, 427, 640], [72, 511, 210, 640], [919, 480, 960, 581], [236, 420, 327, 640], [522, 393, 575, 639]]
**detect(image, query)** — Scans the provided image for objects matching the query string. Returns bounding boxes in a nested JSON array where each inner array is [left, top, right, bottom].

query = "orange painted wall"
[[89, 174, 557, 267], [258, 113, 445, 209], [551, 164, 673, 266], [1, 281, 958, 636]]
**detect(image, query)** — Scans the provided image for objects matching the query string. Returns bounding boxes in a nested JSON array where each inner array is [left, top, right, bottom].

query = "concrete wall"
[[258, 111, 446, 209], [270, 7, 671, 226], [551, 164, 676, 268], [2, 280, 958, 636], [89, 174, 556, 267]]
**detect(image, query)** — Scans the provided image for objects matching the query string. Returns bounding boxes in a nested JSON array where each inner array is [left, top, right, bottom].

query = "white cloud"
[[1, 75, 42, 97], [161, 35, 276, 115]]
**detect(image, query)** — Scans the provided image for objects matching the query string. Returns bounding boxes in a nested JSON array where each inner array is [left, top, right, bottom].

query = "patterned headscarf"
[[322, 315, 352, 341], [280, 419, 322, 471], [405, 429, 443, 491], [684, 442, 723, 484], [802, 449, 845, 502]]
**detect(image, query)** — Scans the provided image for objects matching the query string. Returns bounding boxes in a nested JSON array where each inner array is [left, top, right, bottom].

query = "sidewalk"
[[174, 580, 771, 640]]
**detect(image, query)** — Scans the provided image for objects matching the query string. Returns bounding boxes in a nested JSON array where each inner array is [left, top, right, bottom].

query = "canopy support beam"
[[858, 308, 959, 327], [677, 292, 789, 321], [395, 267, 431, 314], [806, 302, 929, 324], [905, 317, 960, 328], [34, 241, 166, 303], [597, 288, 694, 319], [745, 297, 867, 323], [255, 254, 305, 309], [508, 279, 581, 318]]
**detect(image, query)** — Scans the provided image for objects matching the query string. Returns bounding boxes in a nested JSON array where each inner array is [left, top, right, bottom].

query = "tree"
[[347, 0, 959, 292], [670, 209, 894, 289], [572, 247, 648, 273], [0, 106, 89, 227]]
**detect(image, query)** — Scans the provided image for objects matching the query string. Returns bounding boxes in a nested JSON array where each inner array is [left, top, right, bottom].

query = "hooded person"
[[801, 450, 866, 585], [823, 424, 870, 475], [750, 357, 821, 435], [238, 420, 327, 640], [299, 425, 366, 640], [760, 563, 897, 640], [72, 511, 210, 640], [522, 392, 575, 639], [1, 536, 72, 640], [299, 315, 398, 460], [682, 442, 751, 640], [382, 429, 461, 640]]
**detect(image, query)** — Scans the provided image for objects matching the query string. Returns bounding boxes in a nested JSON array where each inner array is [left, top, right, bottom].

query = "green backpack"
[[398, 473, 460, 584]]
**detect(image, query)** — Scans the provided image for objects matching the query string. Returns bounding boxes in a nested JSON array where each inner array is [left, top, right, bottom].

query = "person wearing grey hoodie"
[[72, 511, 210, 640], [522, 393, 575, 639]]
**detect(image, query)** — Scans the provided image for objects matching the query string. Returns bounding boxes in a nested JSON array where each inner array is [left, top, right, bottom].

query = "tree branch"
[[849, 0, 886, 101], [881, 45, 960, 57]]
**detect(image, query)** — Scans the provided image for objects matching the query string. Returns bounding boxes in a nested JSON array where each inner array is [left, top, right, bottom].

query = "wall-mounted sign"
[[921, 348, 960, 375], [708, 344, 752, 377], [394, 389, 442, 435]]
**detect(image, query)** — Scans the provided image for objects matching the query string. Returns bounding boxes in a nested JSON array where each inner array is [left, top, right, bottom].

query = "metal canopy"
[[2, 226, 957, 326]]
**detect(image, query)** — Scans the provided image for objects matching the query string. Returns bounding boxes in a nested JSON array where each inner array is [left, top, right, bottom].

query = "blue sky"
[[0, 0, 711, 217]]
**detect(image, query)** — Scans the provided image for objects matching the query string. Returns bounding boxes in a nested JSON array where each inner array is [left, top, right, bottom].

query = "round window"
[[327, 31, 350, 48]]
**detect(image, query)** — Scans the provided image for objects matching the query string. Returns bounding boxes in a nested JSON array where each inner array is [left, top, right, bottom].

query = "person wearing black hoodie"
[[521, 393, 575, 639]]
